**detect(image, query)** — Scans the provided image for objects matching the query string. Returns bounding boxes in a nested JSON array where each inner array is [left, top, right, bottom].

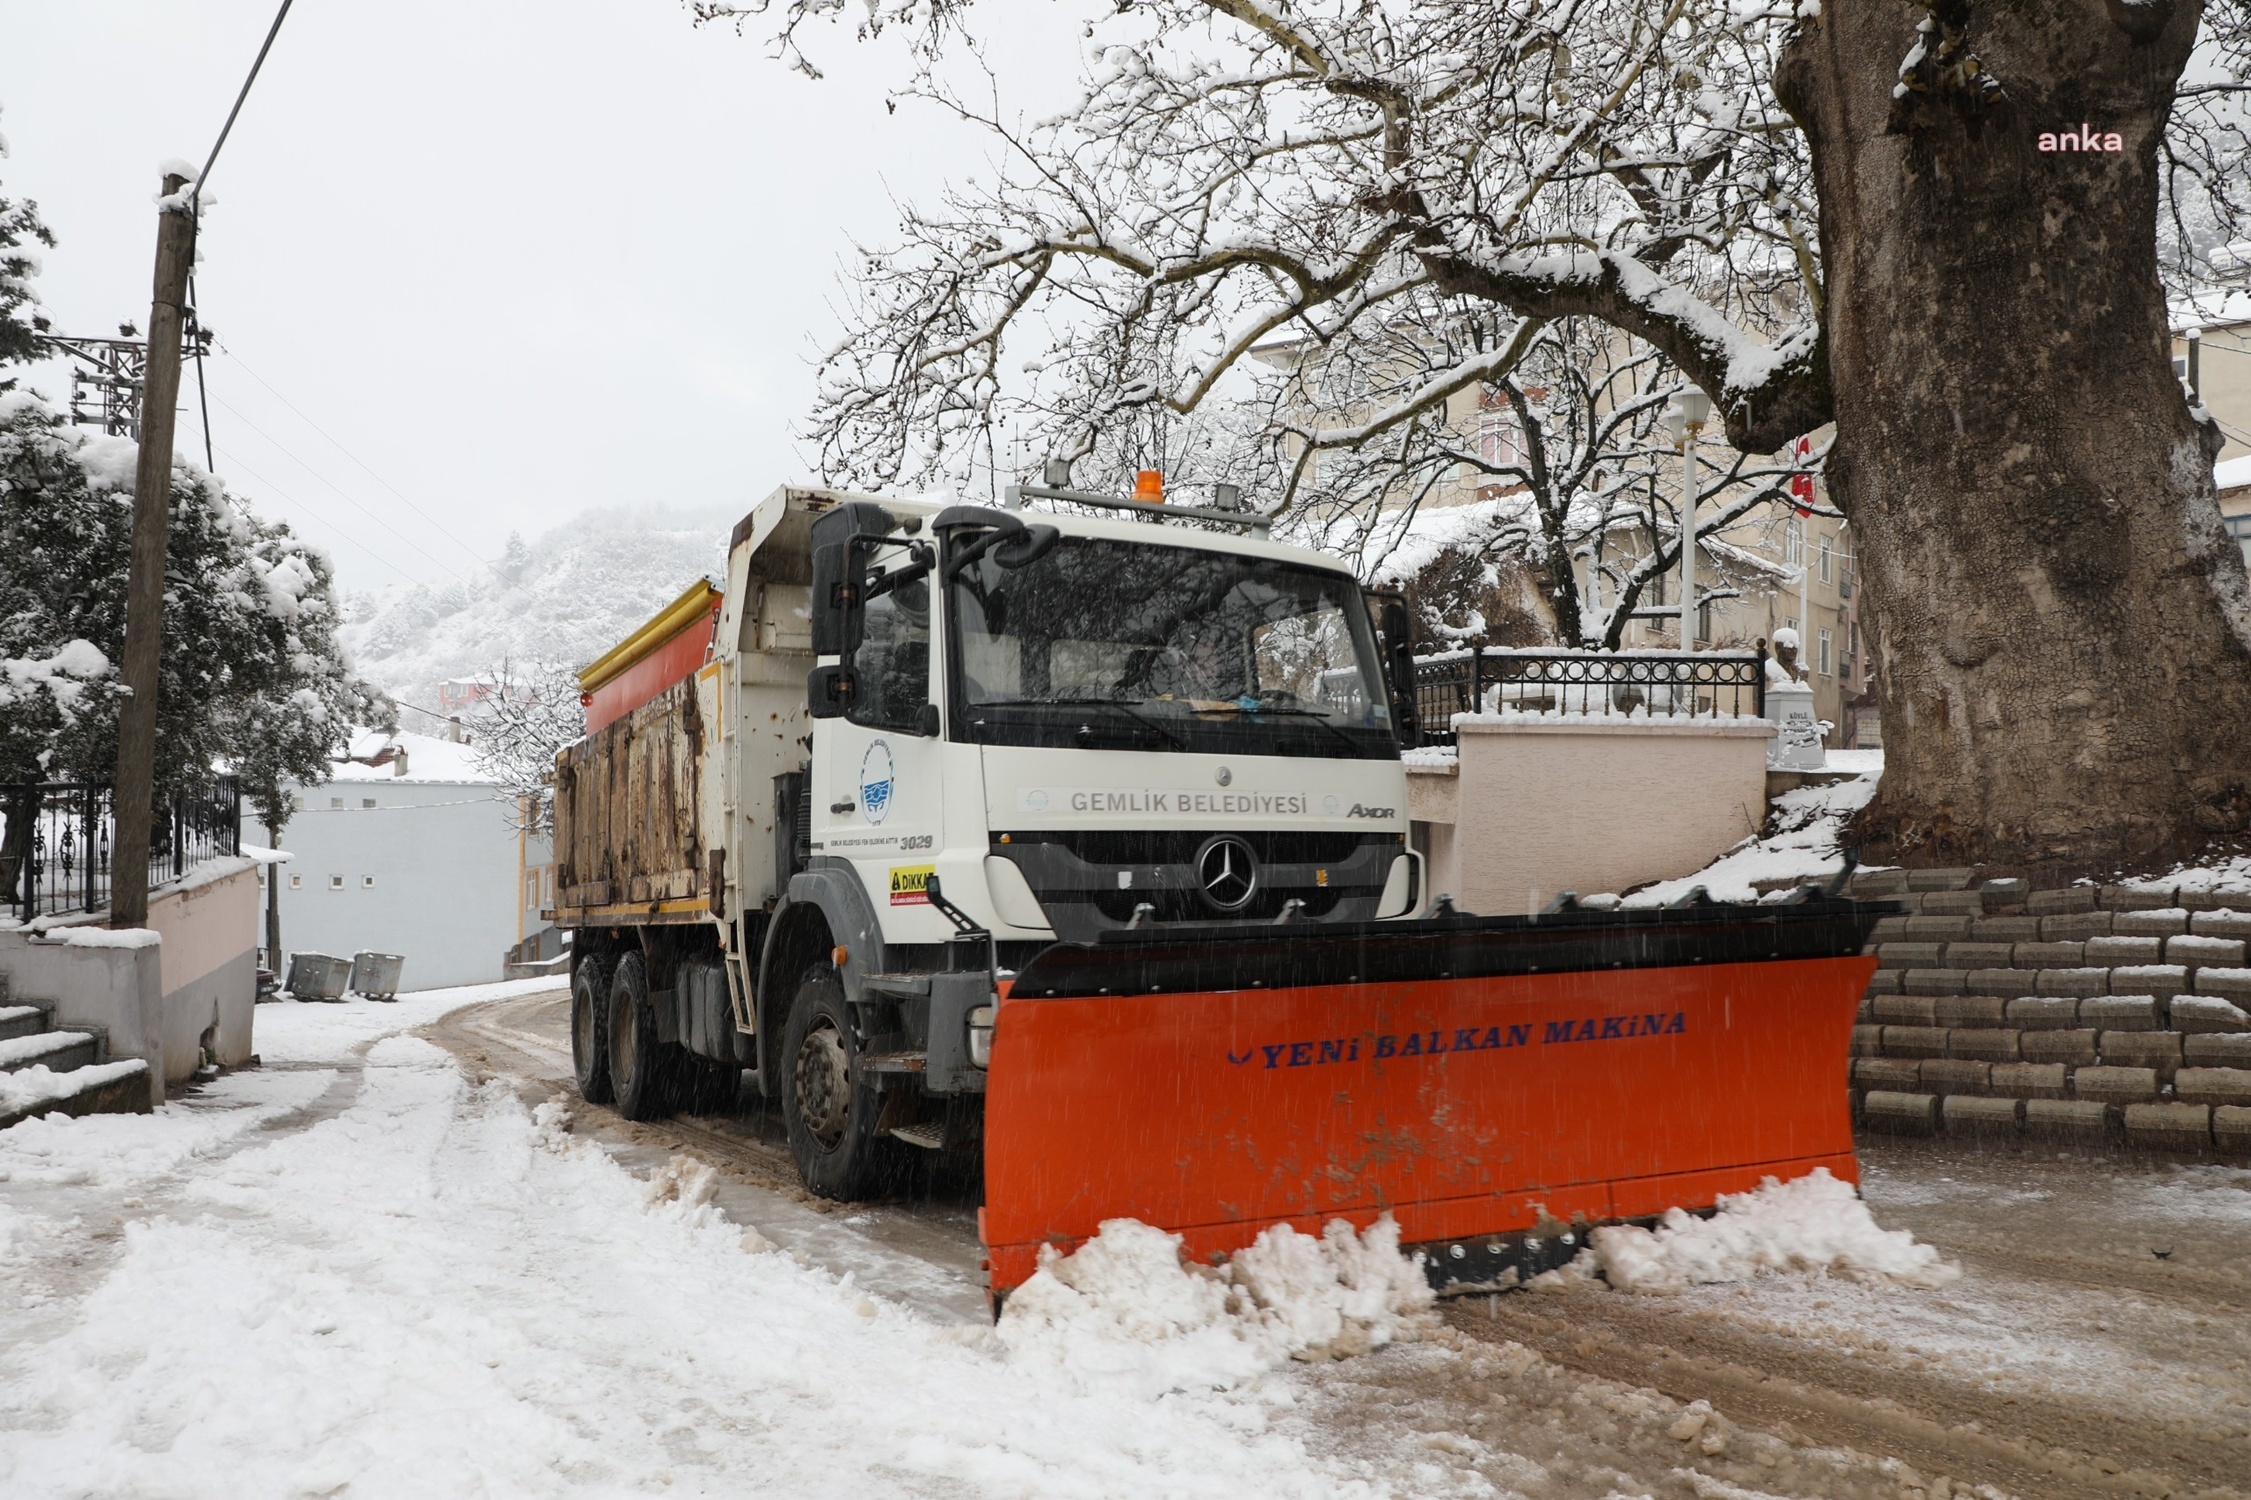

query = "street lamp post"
[[1663, 390, 1712, 652]]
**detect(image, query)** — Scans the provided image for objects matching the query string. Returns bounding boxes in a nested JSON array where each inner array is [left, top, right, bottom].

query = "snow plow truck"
[[549, 481, 1889, 1300]]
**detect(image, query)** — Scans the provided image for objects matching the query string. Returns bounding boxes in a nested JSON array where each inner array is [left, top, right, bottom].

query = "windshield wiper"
[[975, 696, 1187, 750], [1200, 703, 1369, 755], [981, 695, 1149, 707]]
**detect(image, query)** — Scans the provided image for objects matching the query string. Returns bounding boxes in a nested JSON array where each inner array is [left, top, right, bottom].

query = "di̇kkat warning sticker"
[[889, 864, 934, 905]]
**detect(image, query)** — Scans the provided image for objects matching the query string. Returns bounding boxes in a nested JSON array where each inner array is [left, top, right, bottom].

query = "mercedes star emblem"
[[1196, 835, 1257, 911]]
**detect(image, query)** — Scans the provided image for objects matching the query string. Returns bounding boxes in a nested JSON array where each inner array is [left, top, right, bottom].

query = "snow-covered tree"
[[0, 398, 386, 801], [0, 107, 58, 386], [1279, 316, 1821, 648], [469, 657, 586, 831], [709, 0, 2251, 872]]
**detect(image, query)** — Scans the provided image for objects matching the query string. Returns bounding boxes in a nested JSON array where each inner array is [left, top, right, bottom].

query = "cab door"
[[813, 539, 948, 934]]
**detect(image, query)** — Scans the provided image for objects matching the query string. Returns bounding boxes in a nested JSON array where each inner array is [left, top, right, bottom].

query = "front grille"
[[1088, 886, 1347, 922]]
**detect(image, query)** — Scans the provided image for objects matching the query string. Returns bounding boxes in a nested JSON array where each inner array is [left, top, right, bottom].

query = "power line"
[[210, 439, 425, 586], [189, 0, 294, 218], [206, 390, 474, 584], [217, 346, 508, 572]]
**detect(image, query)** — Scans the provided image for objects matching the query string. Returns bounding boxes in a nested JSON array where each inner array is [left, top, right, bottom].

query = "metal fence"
[[1411, 648, 1767, 746], [0, 778, 242, 922]]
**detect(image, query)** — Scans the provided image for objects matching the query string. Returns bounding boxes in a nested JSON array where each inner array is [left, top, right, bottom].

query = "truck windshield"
[[948, 534, 1396, 759]]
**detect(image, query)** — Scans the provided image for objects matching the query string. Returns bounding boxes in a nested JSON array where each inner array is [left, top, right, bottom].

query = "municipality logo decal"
[[859, 739, 895, 825]]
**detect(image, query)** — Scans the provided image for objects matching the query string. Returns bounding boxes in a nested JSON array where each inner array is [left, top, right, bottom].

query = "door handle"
[[830, 801, 856, 814]]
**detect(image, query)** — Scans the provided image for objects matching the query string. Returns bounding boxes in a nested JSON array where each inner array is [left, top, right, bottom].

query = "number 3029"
[[897, 833, 934, 851]]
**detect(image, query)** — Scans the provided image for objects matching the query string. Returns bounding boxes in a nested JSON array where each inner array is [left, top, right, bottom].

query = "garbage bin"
[[350, 952, 405, 1001], [286, 952, 353, 1001]]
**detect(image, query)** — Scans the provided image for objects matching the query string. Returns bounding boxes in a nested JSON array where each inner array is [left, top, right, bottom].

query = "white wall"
[[252, 777, 524, 992], [1407, 717, 1774, 915]]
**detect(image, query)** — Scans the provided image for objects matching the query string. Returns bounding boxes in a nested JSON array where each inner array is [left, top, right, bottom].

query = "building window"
[[362, 875, 376, 889], [362, 798, 377, 809], [1785, 519, 1805, 567], [2227, 512, 2251, 568], [1819, 627, 1834, 676], [1819, 534, 1834, 583], [330, 797, 344, 810], [1477, 393, 1523, 469], [289, 874, 303, 890], [328, 874, 344, 891]]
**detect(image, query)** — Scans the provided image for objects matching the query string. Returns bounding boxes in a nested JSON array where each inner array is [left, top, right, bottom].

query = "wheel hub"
[[795, 1021, 852, 1149]]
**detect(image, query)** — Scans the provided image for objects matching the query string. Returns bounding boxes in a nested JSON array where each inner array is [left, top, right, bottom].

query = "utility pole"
[[1665, 390, 1712, 653], [110, 173, 195, 929]]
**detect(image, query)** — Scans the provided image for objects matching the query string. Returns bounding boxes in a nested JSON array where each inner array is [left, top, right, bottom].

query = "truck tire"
[[782, 967, 899, 1199], [607, 952, 670, 1122], [571, 953, 614, 1105]]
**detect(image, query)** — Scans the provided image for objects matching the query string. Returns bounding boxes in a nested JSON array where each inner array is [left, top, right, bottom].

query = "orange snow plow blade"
[[980, 898, 1888, 1294]]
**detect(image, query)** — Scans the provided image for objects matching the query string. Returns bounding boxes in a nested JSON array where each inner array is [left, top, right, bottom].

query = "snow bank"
[[1572, 1169, 1959, 1294], [1628, 757, 1882, 904], [0, 1059, 144, 1116], [2124, 853, 2251, 894], [48, 925, 160, 950], [996, 1216, 1434, 1398]]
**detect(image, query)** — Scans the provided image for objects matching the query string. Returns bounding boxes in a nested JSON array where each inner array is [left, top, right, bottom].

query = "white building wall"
[[250, 777, 524, 992]]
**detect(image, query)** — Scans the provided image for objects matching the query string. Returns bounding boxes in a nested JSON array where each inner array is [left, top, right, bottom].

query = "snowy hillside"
[[339, 506, 732, 712]]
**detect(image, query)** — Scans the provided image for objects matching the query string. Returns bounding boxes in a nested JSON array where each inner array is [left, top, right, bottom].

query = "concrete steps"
[[1841, 869, 2251, 1156], [0, 975, 150, 1130]]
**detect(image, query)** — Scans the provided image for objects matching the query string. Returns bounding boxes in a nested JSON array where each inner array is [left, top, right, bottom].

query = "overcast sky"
[[2, 1, 1074, 593]]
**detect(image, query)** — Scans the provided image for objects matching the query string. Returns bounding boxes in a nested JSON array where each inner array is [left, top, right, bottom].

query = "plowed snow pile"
[[1575, 1169, 1960, 1293], [997, 1217, 1435, 1397]]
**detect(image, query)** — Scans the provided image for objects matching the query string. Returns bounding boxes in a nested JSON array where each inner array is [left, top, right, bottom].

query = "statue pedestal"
[[1766, 682, 1827, 770]]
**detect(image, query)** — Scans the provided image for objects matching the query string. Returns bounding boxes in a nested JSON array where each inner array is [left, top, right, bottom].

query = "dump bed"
[[553, 670, 721, 926]]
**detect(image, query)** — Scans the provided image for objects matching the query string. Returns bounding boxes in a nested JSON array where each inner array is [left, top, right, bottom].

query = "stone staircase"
[[0, 972, 151, 1131], [1835, 867, 2251, 1155]]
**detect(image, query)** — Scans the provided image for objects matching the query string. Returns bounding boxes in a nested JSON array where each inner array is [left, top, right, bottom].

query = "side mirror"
[[810, 541, 864, 658], [810, 501, 895, 656], [915, 702, 942, 738], [807, 664, 856, 719], [990, 523, 1060, 571]]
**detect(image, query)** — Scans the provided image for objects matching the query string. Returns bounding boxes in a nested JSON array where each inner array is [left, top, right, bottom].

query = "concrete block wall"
[[1840, 867, 2251, 1156]]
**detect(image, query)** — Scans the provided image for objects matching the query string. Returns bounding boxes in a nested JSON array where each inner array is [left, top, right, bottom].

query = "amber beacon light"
[[1133, 469, 1165, 503]]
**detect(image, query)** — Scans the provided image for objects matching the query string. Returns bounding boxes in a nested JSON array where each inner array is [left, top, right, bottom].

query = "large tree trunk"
[[1775, 0, 2251, 874]]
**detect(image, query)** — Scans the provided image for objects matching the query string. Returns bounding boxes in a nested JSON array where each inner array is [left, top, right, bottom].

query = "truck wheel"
[[571, 954, 614, 1104], [782, 968, 898, 1199], [607, 952, 670, 1122]]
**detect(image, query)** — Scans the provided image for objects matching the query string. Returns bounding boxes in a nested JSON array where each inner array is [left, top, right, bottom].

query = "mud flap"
[[979, 901, 1886, 1293]]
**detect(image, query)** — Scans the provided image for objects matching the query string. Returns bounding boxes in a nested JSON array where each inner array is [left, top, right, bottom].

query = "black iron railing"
[[0, 778, 241, 922], [1411, 648, 1767, 747]]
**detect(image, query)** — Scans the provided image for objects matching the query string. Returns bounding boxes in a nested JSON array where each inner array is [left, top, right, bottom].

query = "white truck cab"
[[795, 494, 1420, 951]]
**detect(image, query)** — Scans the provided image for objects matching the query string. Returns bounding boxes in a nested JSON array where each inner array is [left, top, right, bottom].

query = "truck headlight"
[[968, 1005, 996, 1069]]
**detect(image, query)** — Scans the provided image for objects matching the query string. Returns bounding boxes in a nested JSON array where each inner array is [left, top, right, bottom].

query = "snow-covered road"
[[0, 986, 1408, 1497]]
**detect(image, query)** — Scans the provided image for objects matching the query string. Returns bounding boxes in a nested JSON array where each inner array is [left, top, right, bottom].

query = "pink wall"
[[146, 858, 261, 1078]]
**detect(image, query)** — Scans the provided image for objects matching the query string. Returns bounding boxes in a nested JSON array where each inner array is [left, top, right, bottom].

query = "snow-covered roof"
[[2216, 453, 2251, 494], [325, 729, 495, 785], [2172, 285, 2251, 332]]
